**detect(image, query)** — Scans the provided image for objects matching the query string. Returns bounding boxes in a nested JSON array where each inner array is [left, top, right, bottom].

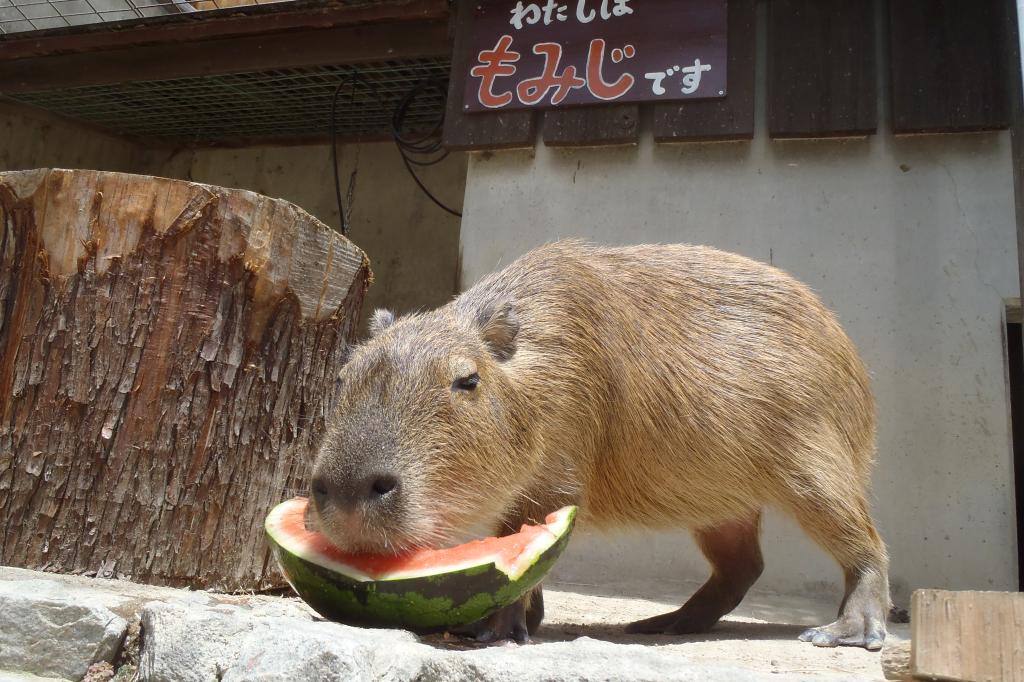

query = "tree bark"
[[0, 169, 370, 591]]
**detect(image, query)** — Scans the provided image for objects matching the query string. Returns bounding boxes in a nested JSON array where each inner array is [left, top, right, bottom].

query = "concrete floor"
[[530, 581, 908, 681]]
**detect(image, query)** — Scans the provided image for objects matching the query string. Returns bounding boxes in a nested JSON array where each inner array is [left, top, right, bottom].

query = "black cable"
[[391, 78, 463, 218], [330, 79, 349, 236], [330, 71, 382, 237], [331, 74, 462, 233]]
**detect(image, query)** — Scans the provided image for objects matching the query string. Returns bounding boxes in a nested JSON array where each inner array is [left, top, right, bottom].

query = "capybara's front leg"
[[456, 586, 542, 644], [469, 596, 530, 643]]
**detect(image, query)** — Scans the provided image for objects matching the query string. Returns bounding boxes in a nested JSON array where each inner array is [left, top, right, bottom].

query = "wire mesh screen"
[[0, 0, 298, 35], [9, 59, 452, 144]]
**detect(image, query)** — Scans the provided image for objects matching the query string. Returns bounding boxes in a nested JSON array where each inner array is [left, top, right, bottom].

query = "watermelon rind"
[[265, 504, 576, 633]]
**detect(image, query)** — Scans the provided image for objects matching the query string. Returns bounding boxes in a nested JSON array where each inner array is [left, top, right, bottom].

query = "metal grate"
[[0, 0, 298, 35], [9, 59, 451, 144]]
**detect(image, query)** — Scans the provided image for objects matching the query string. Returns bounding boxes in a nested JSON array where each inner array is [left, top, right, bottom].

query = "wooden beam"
[[0, 19, 449, 94], [912, 590, 1024, 681], [0, 0, 448, 61]]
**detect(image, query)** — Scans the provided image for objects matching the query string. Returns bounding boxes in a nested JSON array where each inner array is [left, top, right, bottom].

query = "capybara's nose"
[[367, 473, 399, 501]]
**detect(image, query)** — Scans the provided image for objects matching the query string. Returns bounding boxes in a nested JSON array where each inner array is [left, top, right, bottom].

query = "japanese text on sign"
[[463, 0, 727, 112]]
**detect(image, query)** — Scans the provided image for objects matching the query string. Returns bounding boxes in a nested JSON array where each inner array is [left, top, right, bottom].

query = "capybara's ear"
[[369, 308, 396, 337], [475, 300, 518, 361]]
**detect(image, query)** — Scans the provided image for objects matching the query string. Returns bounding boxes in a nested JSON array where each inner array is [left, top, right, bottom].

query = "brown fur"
[[311, 241, 889, 646]]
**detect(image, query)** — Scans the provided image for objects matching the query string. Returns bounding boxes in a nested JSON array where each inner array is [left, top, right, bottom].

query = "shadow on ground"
[[535, 619, 808, 646]]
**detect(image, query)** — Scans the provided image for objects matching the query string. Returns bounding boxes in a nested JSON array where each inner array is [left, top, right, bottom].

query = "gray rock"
[[0, 581, 128, 681], [141, 602, 411, 679], [0, 672, 69, 682], [222, 619, 425, 682], [0, 568, 309, 682], [136, 601, 834, 682]]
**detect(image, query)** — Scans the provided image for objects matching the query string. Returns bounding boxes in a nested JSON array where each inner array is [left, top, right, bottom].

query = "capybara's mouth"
[[314, 515, 425, 556]]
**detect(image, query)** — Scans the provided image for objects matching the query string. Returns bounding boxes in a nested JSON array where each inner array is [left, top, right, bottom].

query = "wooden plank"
[[889, 0, 1011, 134], [652, 0, 755, 142], [0, 20, 449, 94], [767, 0, 876, 138], [442, 0, 535, 151], [1007, 298, 1022, 325], [911, 590, 1024, 681], [0, 0, 448, 61], [543, 105, 639, 147]]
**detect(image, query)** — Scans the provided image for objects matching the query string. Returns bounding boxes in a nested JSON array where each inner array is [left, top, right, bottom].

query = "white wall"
[[460, 129, 1019, 605]]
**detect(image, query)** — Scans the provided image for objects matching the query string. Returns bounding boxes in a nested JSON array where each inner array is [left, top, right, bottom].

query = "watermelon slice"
[[265, 497, 576, 632]]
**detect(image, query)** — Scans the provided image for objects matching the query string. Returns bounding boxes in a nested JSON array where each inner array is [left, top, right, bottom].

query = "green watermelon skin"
[[267, 508, 576, 633]]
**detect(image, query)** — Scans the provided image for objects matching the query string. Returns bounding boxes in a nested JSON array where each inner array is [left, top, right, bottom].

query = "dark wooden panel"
[[890, 0, 1010, 133], [543, 105, 639, 147], [442, 0, 535, 151], [767, 0, 876, 138], [652, 0, 755, 142], [0, 21, 449, 93]]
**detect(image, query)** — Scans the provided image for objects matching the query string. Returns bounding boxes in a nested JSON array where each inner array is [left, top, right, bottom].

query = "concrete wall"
[[0, 101, 466, 332], [154, 144, 467, 331], [0, 101, 148, 173], [459, 120, 1020, 605]]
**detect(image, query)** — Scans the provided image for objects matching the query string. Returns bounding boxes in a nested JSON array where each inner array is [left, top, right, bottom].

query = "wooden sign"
[[462, 0, 727, 112]]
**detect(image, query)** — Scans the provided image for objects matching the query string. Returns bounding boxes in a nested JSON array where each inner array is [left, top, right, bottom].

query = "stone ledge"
[[0, 567, 863, 682]]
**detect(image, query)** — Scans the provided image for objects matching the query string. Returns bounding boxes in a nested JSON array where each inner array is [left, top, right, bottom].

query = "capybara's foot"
[[798, 566, 888, 650], [622, 589, 729, 630], [625, 609, 682, 634], [625, 606, 720, 635], [454, 598, 531, 644], [798, 613, 886, 650]]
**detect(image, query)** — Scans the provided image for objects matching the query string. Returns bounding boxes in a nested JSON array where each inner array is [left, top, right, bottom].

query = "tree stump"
[[0, 169, 370, 590]]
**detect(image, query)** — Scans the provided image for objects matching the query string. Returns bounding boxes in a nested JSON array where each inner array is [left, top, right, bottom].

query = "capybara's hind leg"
[[782, 480, 889, 650], [625, 512, 764, 634]]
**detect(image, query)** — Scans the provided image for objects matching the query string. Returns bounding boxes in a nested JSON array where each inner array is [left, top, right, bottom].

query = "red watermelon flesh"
[[268, 498, 575, 581], [265, 497, 577, 631]]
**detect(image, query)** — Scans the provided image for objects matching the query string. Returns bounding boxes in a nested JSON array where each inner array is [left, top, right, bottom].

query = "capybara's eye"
[[453, 373, 480, 392]]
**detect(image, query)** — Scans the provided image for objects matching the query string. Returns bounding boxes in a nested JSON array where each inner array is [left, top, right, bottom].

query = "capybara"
[[309, 240, 889, 649]]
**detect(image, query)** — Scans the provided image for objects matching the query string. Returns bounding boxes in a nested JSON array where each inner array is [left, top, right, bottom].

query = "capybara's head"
[[309, 300, 530, 554]]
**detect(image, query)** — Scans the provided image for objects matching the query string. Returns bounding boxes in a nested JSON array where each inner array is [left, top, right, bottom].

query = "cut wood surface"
[[912, 590, 1024, 682], [0, 169, 370, 590], [881, 640, 912, 681]]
